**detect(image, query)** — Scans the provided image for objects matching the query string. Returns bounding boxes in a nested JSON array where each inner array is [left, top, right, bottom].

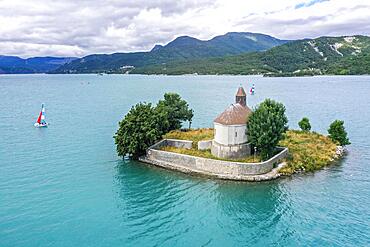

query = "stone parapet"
[[198, 140, 212, 150], [142, 139, 289, 181], [150, 139, 193, 150], [211, 140, 251, 159]]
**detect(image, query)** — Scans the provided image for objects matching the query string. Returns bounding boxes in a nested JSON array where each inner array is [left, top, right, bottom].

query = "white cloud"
[[0, 42, 85, 57], [0, 0, 369, 57]]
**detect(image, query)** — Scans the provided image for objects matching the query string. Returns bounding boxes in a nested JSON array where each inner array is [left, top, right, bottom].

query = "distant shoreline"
[[1, 73, 369, 77]]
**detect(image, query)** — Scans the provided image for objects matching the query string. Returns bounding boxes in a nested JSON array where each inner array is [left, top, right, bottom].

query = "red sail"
[[36, 111, 42, 123]]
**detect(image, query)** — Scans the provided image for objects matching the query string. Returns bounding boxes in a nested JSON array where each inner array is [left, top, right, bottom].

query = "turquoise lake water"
[[0, 74, 369, 246]]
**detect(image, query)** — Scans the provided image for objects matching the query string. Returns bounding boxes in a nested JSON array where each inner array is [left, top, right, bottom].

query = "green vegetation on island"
[[163, 99, 289, 162], [160, 145, 261, 163], [247, 99, 288, 160], [160, 126, 348, 175], [161, 120, 349, 175], [163, 128, 261, 162], [114, 93, 193, 159], [157, 93, 194, 130], [328, 120, 351, 146], [163, 127, 347, 175], [298, 117, 311, 131], [164, 128, 213, 149], [114, 102, 168, 159], [279, 119, 350, 174], [115, 94, 350, 176], [278, 130, 338, 174]]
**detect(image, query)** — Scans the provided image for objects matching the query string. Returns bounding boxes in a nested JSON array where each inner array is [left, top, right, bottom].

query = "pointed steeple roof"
[[236, 86, 246, 97]]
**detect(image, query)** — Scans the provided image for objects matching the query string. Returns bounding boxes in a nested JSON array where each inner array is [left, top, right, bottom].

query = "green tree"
[[156, 93, 194, 131], [247, 99, 288, 160], [298, 117, 311, 131], [114, 103, 169, 159], [186, 109, 194, 129], [328, 120, 350, 146]]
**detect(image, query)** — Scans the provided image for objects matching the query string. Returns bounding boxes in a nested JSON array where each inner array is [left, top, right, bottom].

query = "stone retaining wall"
[[141, 139, 288, 181], [147, 139, 193, 150], [211, 140, 251, 159], [165, 139, 193, 149], [198, 140, 212, 150]]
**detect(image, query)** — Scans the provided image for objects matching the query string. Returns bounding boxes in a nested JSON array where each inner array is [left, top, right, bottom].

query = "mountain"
[[6, 33, 368, 76], [52, 32, 288, 73], [132, 35, 370, 76], [0, 56, 76, 74], [209, 32, 287, 54], [150, 45, 163, 52]]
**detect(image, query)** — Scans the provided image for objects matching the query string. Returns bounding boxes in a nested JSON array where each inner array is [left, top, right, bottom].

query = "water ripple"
[[1, 75, 370, 246]]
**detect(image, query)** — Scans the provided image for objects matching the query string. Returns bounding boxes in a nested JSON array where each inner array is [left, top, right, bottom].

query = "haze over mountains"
[[0, 56, 76, 74], [53, 32, 287, 74], [1, 32, 369, 76], [0, 32, 287, 74], [135, 35, 370, 76]]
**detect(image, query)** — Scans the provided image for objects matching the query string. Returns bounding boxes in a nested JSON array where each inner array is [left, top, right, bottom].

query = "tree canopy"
[[298, 117, 311, 131], [114, 103, 169, 159], [114, 93, 193, 159], [328, 120, 350, 146], [157, 93, 194, 131], [247, 99, 288, 160]]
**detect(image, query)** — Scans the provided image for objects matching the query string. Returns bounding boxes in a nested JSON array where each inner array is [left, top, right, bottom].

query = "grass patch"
[[163, 128, 214, 148], [278, 130, 338, 174], [163, 128, 339, 174], [160, 146, 261, 163]]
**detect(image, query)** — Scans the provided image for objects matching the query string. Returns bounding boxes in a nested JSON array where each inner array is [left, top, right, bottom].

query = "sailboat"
[[34, 103, 49, 127], [250, 84, 255, 95]]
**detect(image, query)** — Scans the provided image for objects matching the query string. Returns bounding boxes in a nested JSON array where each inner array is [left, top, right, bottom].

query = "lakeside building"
[[141, 85, 288, 181], [211, 86, 252, 158]]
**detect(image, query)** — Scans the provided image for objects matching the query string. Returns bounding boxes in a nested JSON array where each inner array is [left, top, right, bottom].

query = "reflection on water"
[[114, 161, 213, 245], [213, 180, 295, 246], [1, 75, 370, 246], [113, 153, 369, 246], [114, 160, 297, 246]]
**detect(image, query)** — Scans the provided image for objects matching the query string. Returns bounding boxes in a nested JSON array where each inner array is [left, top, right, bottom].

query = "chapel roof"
[[214, 103, 252, 125], [236, 86, 246, 97]]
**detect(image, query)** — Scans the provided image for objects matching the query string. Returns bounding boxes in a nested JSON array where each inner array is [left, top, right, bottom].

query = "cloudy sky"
[[0, 0, 369, 58]]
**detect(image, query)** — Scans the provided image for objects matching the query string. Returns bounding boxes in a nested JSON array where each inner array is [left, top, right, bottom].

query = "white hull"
[[34, 122, 48, 128]]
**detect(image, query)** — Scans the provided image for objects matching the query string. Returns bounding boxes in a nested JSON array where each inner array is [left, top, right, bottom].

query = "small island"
[[151, 128, 344, 179], [115, 86, 349, 181]]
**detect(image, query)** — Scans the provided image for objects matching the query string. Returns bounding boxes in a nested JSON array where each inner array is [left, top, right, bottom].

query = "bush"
[[157, 93, 194, 131], [298, 117, 311, 131], [114, 103, 169, 159], [328, 120, 350, 146], [247, 99, 288, 160]]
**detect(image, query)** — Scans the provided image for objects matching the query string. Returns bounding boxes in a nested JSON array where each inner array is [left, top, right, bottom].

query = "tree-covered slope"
[[132, 35, 370, 76], [52, 32, 288, 73], [0, 56, 76, 74], [261, 35, 370, 75]]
